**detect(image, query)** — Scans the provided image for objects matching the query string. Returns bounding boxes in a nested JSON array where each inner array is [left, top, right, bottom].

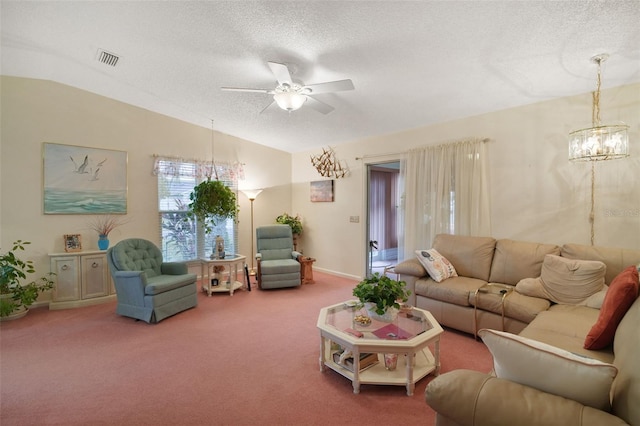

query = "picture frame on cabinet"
[[64, 234, 82, 252]]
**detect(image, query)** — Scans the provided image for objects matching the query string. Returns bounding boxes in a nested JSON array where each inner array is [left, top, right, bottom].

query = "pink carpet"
[[1, 272, 492, 425]]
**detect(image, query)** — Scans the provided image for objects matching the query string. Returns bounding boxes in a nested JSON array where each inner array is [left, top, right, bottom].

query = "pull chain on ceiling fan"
[[222, 61, 354, 114]]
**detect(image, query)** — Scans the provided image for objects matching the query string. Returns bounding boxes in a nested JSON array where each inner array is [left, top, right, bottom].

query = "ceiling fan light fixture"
[[274, 92, 307, 111]]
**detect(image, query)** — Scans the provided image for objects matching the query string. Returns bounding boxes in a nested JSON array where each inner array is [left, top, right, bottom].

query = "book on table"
[[332, 350, 379, 372]]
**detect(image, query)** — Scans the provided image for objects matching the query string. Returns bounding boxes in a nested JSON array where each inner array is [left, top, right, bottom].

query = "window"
[[154, 157, 241, 262]]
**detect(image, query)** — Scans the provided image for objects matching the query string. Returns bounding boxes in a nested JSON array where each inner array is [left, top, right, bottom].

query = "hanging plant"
[[187, 179, 239, 234]]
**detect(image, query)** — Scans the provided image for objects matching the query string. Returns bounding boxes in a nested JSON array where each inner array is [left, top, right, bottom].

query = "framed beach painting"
[[310, 180, 334, 202], [43, 143, 128, 214]]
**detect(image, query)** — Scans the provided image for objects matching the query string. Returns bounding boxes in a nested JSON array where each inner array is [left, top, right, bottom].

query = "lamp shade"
[[273, 92, 307, 111], [240, 189, 263, 200], [569, 124, 629, 161]]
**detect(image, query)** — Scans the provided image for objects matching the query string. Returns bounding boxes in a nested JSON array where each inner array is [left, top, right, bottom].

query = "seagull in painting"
[[70, 155, 89, 174], [90, 168, 100, 181], [96, 158, 107, 167]]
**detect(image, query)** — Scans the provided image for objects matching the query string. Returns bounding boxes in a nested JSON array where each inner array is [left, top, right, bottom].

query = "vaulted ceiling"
[[2, 1, 639, 153]]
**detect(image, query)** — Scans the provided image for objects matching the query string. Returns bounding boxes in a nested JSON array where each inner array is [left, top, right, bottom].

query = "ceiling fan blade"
[[267, 61, 293, 86], [221, 87, 273, 94], [306, 96, 335, 114], [259, 100, 278, 114], [303, 79, 354, 95]]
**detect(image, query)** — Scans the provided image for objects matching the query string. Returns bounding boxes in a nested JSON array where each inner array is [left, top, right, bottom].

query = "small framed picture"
[[64, 234, 82, 252], [310, 180, 334, 202]]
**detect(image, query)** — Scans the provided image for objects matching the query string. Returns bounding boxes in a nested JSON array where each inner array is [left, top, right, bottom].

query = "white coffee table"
[[317, 302, 443, 396], [200, 255, 247, 296]]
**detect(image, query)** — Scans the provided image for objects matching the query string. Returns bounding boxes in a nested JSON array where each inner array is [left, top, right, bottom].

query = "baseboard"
[[314, 267, 360, 281]]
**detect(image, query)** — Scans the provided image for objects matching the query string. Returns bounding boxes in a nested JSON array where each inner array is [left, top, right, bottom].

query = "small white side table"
[[200, 255, 247, 296]]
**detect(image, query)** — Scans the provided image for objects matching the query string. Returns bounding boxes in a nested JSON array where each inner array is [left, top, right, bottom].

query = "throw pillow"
[[539, 255, 605, 304], [584, 266, 639, 350], [415, 249, 457, 282], [515, 277, 548, 299], [479, 329, 618, 411]]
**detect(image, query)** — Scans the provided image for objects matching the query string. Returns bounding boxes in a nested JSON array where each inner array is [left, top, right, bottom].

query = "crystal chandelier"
[[568, 54, 629, 161]]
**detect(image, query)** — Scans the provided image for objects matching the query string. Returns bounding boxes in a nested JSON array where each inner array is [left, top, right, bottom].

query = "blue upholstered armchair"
[[256, 225, 302, 289], [106, 238, 198, 323]]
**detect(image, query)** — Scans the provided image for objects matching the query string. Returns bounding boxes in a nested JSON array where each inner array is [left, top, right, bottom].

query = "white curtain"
[[402, 138, 490, 255]]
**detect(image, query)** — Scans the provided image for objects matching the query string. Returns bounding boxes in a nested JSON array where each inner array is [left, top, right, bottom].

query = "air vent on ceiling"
[[96, 49, 120, 67]]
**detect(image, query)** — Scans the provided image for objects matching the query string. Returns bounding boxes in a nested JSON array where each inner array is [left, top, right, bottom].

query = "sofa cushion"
[[489, 239, 560, 285], [584, 266, 639, 350], [416, 276, 486, 307], [432, 234, 496, 281], [415, 249, 457, 282], [479, 329, 618, 411], [561, 243, 640, 286], [467, 290, 550, 324], [519, 304, 613, 363], [538, 255, 605, 304]]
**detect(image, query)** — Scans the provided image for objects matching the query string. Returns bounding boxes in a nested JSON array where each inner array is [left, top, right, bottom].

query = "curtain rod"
[[355, 137, 490, 160], [355, 152, 406, 161]]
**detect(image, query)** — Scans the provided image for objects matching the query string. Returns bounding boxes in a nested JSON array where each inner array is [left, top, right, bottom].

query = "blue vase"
[[98, 235, 110, 250]]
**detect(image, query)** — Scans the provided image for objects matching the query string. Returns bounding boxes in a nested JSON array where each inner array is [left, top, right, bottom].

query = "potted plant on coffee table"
[[1, 240, 55, 321], [352, 272, 411, 322]]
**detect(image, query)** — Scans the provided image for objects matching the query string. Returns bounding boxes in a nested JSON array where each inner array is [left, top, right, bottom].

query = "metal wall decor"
[[310, 147, 349, 178]]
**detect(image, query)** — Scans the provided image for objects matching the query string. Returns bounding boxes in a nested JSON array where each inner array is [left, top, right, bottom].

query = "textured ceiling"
[[2, 1, 639, 153]]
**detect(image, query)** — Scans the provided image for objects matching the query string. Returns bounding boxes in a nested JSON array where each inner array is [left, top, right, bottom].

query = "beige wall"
[[0, 76, 293, 293], [2, 76, 639, 291], [293, 83, 640, 278]]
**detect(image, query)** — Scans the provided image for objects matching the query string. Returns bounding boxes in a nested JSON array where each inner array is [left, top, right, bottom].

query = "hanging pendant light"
[[568, 54, 629, 161]]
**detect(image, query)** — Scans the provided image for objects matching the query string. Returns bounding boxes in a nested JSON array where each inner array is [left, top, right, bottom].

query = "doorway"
[[366, 161, 401, 276]]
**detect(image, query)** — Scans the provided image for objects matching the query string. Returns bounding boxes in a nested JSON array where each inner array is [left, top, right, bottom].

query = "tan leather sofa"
[[425, 287, 640, 425], [396, 234, 640, 350], [394, 234, 640, 425]]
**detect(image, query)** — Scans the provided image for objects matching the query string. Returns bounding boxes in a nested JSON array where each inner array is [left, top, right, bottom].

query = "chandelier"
[[568, 54, 629, 161]]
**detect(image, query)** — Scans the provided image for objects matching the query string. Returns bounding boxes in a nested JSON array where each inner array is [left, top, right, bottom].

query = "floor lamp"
[[240, 189, 263, 279]]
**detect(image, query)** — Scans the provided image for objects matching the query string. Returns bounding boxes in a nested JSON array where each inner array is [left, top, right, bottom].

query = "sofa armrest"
[[426, 370, 627, 426], [161, 262, 188, 275], [395, 259, 426, 306], [395, 258, 426, 277]]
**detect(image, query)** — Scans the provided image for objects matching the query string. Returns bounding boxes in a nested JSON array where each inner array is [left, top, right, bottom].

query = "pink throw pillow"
[[584, 266, 639, 350]]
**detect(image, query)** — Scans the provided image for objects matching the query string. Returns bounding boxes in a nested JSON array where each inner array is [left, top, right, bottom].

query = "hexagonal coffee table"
[[317, 301, 443, 396]]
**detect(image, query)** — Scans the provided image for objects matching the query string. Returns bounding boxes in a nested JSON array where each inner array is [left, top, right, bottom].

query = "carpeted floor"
[[0, 271, 492, 425]]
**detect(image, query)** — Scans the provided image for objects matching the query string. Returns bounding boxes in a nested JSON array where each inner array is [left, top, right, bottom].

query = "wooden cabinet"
[[49, 251, 116, 310]]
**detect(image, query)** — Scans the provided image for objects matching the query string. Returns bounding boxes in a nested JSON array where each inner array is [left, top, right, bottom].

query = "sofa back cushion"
[[561, 243, 640, 286], [432, 234, 496, 281], [489, 239, 560, 285], [538, 254, 606, 305]]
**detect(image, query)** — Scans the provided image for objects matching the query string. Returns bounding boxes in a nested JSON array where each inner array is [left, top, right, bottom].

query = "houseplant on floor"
[[1, 240, 55, 321], [352, 272, 411, 322]]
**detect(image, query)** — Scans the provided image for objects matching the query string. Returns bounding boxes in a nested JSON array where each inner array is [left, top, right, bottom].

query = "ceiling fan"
[[221, 61, 354, 114]]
